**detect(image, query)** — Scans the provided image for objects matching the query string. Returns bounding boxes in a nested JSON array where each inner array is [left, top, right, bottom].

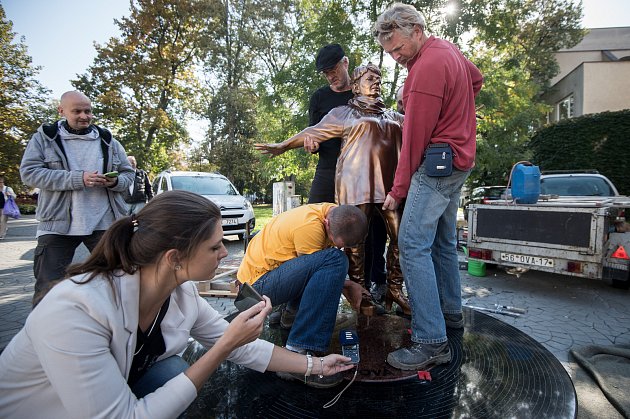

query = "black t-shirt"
[[307, 86, 354, 203], [127, 298, 171, 388], [308, 86, 354, 170], [125, 169, 152, 204]]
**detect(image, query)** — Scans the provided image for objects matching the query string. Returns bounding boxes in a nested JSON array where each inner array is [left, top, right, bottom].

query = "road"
[[0, 215, 246, 352], [1, 214, 628, 418]]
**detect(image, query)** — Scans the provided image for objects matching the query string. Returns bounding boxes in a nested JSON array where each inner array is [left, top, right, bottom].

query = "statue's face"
[[356, 70, 381, 97]]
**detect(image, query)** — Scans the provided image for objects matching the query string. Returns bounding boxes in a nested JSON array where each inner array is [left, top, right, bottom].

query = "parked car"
[[463, 186, 507, 220], [540, 171, 619, 197], [152, 170, 255, 240]]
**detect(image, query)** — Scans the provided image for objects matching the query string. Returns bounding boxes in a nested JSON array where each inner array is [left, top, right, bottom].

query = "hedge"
[[529, 109, 630, 195], [18, 204, 37, 215]]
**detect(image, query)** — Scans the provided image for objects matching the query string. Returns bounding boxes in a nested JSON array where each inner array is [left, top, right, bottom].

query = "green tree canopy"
[[65, 0, 586, 199], [464, 0, 584, 187], [0, 4, 51, 190], [73, 0, 221, 173]]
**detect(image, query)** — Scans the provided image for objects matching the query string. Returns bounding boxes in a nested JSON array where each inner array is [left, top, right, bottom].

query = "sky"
[[3, 0, 630, 100], [4, 0, 130, 98]]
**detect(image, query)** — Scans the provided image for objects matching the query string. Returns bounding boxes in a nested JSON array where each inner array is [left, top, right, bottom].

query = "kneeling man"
[[237, 203, 367, 387]]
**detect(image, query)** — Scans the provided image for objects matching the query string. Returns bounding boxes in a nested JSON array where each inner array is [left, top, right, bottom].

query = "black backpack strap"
[[42, 120, 60, 139], [95, 124, 112, 143], [94, 124, 113, 173], [42, 120, 69, 161]]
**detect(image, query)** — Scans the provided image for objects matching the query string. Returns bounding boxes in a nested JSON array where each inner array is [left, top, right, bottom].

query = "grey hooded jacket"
[[20, 122, 134, 234]]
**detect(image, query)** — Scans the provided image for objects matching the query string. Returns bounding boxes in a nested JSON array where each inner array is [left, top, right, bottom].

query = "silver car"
[[152, 170, 255, 240], [540, 172, 619, 197]]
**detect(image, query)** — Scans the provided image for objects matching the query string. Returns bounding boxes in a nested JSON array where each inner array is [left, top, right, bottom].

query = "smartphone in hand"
[[233, 282, 264, 312], [104, 171, 119, 178], [224, 283, 264, 322], [340, 329, 360, 364]]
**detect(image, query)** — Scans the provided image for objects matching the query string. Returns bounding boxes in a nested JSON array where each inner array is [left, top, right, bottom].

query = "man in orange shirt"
[[237, 203, 367, 387]]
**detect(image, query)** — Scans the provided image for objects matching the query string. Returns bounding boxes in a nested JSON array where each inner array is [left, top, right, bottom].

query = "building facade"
[[543, 27, 630, 123]]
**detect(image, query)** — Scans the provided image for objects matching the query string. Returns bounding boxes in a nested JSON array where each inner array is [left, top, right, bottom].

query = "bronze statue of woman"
[[255, 63, 410, 316]]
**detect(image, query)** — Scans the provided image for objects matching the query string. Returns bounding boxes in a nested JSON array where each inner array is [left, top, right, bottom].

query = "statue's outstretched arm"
[[254, 108, 346, 158]]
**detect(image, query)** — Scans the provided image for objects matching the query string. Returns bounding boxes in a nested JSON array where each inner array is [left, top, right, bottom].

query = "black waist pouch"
[[424, 143, 453, 177]]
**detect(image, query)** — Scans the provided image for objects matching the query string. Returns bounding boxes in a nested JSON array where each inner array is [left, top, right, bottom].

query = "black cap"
[[315, 44, 345, 72]]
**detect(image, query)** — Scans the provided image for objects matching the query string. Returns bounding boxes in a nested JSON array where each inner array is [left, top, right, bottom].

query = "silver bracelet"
[[305, 353, 313, 383], [319, 357, 325, 378]]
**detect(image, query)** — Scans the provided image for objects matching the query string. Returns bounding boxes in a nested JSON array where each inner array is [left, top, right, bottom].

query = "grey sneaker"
[[276, 370, 344, 389], [269, 308, 296, 329], [280, 309, 296, 329], [386, 342, 451, 370], [370, 283, 387, 304], [444, 312, 464, 329]]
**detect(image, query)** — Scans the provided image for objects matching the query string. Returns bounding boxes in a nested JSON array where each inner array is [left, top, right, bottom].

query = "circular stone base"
[[183, 307, 576, 418], [332, 313, 419, 382]]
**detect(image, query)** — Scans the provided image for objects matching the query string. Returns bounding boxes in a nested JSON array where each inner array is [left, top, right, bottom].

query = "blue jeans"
[[252, 248, 348, 352], [131, 356, 189, 398], [399, 164, 470, 344]]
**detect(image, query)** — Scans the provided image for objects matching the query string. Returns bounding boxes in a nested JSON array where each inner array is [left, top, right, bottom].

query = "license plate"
[[500, 253, 554, 267], [221, 218, 238, 226]]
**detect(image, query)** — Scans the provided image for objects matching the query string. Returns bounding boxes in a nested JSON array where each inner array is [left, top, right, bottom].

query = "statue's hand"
[[254, 143, 284, 157], [303, 138, 320, 154]]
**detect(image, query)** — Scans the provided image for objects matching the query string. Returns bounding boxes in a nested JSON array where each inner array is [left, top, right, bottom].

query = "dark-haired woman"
[[0, 190, 354, 418]]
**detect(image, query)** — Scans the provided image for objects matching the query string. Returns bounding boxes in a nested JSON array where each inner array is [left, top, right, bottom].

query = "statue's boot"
[[384, 245, 411, 316], [345, 243, 375, 316]]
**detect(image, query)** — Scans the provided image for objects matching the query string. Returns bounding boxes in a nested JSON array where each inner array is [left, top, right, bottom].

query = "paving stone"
[[2, 217, 630, 388]]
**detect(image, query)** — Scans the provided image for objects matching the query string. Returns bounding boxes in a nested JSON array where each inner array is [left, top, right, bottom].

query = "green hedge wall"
[[529, 109, 630, 195], [18, 204, 37, 215]]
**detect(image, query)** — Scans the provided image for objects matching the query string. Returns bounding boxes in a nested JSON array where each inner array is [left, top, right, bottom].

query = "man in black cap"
[[309, 45, 388, 307], [304, 43, 353, 204], [269, 44, 356, 328]]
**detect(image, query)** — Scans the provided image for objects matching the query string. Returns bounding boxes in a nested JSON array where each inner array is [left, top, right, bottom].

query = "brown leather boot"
[[384, 245, 411, 315], [385, 281, 411, 316], [345, 244, 375, 316]]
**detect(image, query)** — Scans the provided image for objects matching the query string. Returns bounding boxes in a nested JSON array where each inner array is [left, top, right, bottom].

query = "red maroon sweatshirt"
[[390, 36, 483, 203]]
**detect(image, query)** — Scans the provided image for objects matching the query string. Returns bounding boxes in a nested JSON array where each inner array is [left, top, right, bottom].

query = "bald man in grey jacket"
[[20, 91, 134, 305]]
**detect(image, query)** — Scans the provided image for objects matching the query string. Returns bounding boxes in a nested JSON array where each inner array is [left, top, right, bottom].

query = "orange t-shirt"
[[237, 203, 336, 284]]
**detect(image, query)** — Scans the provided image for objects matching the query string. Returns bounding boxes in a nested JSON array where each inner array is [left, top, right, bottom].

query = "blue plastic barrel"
[[512, 163, 540, 204]]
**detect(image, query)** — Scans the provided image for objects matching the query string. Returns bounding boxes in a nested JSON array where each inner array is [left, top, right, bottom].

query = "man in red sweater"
[[374, 3, 483, 370]]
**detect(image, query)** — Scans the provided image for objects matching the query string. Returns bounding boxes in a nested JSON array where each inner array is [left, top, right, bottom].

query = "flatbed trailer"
[[466, 196, 630, 286]]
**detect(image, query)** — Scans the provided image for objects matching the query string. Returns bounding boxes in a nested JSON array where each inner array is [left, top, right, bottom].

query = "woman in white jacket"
[[0, 190, 353, 418]]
